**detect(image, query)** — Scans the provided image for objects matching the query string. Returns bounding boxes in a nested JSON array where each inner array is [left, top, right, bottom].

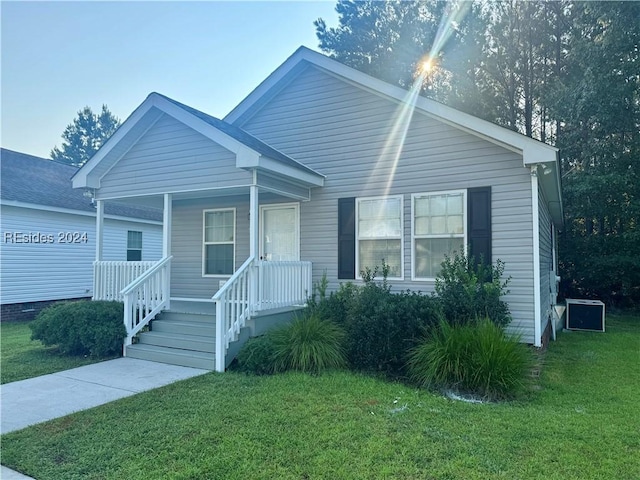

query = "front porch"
[[72, 93, 324, 371], [93, 257, 312, 371]]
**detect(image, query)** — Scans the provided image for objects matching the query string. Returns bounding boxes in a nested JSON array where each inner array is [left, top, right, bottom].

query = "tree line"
[[316, 0, 639, 307]]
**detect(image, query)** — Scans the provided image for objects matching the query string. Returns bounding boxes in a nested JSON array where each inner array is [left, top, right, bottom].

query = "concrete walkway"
[[1, 358, 209, 479]]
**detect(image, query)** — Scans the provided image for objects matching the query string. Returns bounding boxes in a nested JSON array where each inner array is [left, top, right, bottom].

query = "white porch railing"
[[257, 260, 313, 310], [121, 256, 172, 347], [212, 258, 312, 372], [93, 261, 157, 302]]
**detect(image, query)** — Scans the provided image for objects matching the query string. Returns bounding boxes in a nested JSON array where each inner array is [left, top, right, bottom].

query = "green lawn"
[[1, 316, 638, 479], [1, 321, 118, 384]]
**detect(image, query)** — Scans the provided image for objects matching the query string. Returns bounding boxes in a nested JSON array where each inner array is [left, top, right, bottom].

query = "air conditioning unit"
[[565, 299, 605, 332]]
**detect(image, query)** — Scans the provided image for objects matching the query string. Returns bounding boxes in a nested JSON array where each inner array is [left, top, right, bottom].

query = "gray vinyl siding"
[[170, 197, 250, 299], [97, 113, 251, 200], [101, 219, 163, 262], [0, 204, 162, 304], [238, 65, 537, 343], [538, 184, 554, 337]]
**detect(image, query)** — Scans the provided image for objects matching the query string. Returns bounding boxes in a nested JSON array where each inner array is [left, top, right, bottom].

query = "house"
[[72, 47, 563, 371], [0, 148, 163, 321]]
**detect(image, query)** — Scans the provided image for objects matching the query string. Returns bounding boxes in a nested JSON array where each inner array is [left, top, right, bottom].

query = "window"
[[412, 191, 466, 279], [356, 196, 403, 279], [203, 209, 235, 276], [127, 231, 142, 261]]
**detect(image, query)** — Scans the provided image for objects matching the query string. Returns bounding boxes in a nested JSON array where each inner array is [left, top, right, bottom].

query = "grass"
[[1, 321, 118, 384], [1, 315, 639, 479]]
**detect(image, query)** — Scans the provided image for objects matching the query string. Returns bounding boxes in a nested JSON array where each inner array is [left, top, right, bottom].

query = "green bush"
[[269, 314, 346, 374], [408, 319, 533, 400], [435, 250, 512, 327], [341, 282, 442, 376], [30, 301, 125, 357], [308, 268, 443, 377], [235, 335, 277, 375]]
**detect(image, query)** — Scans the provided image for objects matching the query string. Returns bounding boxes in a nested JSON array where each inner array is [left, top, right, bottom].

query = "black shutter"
[[338, 197, 356, 279], [467, 187, 492, 267]]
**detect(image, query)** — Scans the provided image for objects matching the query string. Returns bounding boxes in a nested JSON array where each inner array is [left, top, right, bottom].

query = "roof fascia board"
[[314, 63, 559, 165], [256, 158, 325, 187], [72, 100, 162, 188], [226, 47, 558, 164], [0, 200, 162, 225], [224, 47, 314, 124], [153, 96, 259, 164]]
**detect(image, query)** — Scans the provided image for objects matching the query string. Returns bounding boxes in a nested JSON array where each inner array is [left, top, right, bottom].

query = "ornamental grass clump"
[[408, 318, 533, 401], [270, 314, 346, 374]]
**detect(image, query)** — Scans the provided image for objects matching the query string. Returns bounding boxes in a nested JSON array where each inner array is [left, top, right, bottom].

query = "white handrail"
[[122, 256, 172, 349], [212, 256, 256, 372], [212, 258, 312, 372]]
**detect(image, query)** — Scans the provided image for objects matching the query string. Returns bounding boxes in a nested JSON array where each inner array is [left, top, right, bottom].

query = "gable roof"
[[225, 46, 563, 226], [72, 92, 324, 190], [1, 148, 162, 221]]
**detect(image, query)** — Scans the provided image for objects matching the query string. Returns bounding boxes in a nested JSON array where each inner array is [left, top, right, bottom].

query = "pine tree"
[[51, 105, 120, 167]]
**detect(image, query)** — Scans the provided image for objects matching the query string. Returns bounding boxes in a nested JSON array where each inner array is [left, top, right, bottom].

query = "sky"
[[1, 1, 339, 159]]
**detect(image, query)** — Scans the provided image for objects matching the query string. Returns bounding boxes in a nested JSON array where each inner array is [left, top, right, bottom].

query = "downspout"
[[530, 166, 542, 347]]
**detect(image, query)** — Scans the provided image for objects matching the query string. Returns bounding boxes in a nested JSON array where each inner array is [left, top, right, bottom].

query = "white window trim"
[[202, 208, 236, 278], [259, 202, 301, 261], [355, 195, 404, 281], [411, 189, 467, 282]]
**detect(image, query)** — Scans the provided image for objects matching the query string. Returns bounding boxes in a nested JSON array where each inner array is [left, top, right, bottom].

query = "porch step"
[[126, 305, 217, 370], [151, 319, 215, 337], [157, 311, 214, 323], [126, 344, 216, 370], [138, 331, 215, 353]]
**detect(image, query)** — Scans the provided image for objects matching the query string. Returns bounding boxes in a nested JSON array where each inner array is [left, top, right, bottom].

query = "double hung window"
[[412, 191, 466, 279], [203, 209, 235, 276], [356, 196, 403, 278]]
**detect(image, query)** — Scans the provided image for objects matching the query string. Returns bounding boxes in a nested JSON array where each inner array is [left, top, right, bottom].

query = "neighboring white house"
[[0, 148, 163, 320], [72, 47, 563, 371]]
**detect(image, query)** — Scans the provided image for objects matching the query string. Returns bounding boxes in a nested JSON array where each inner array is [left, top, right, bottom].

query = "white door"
[[260, 203, 299, 261]]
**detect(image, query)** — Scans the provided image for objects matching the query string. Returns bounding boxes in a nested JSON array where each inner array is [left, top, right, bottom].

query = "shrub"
[[309, 267, 443, 377], [341, 282, 442, 376], [235, 335, 277, 375], [269, 314, 346, 374], [435, 250, 512, 327], [408, 319, 533, 400], [30, 301, 125, 357]]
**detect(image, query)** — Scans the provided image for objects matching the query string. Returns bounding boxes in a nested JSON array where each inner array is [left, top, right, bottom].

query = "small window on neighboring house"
[[127, 231, 143, 261], [203, 209, 235, 276], [412, 191, 466, 279], [356, 196, 403, 279]]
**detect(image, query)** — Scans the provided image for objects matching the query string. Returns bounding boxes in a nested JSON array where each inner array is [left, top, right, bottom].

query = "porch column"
[[249, 172, 259, 312], [249, 172, 259, 258], [95, 199, 104, 261], [163, 194, 172, 257], [163, 194, 172, 310], [93, 199, 104, 300]]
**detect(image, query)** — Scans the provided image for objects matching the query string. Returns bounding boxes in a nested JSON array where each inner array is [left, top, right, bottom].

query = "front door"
[[260, 203, 299, 261]]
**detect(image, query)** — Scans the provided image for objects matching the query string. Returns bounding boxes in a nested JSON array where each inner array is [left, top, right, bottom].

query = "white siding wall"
[[102, 218, 163, 261], [170, 197, 250, 299], [538, 184, 554, 337], [237, 66, 537, 342], [0, 204, 162, 304], [97, 113, 251, 199]]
